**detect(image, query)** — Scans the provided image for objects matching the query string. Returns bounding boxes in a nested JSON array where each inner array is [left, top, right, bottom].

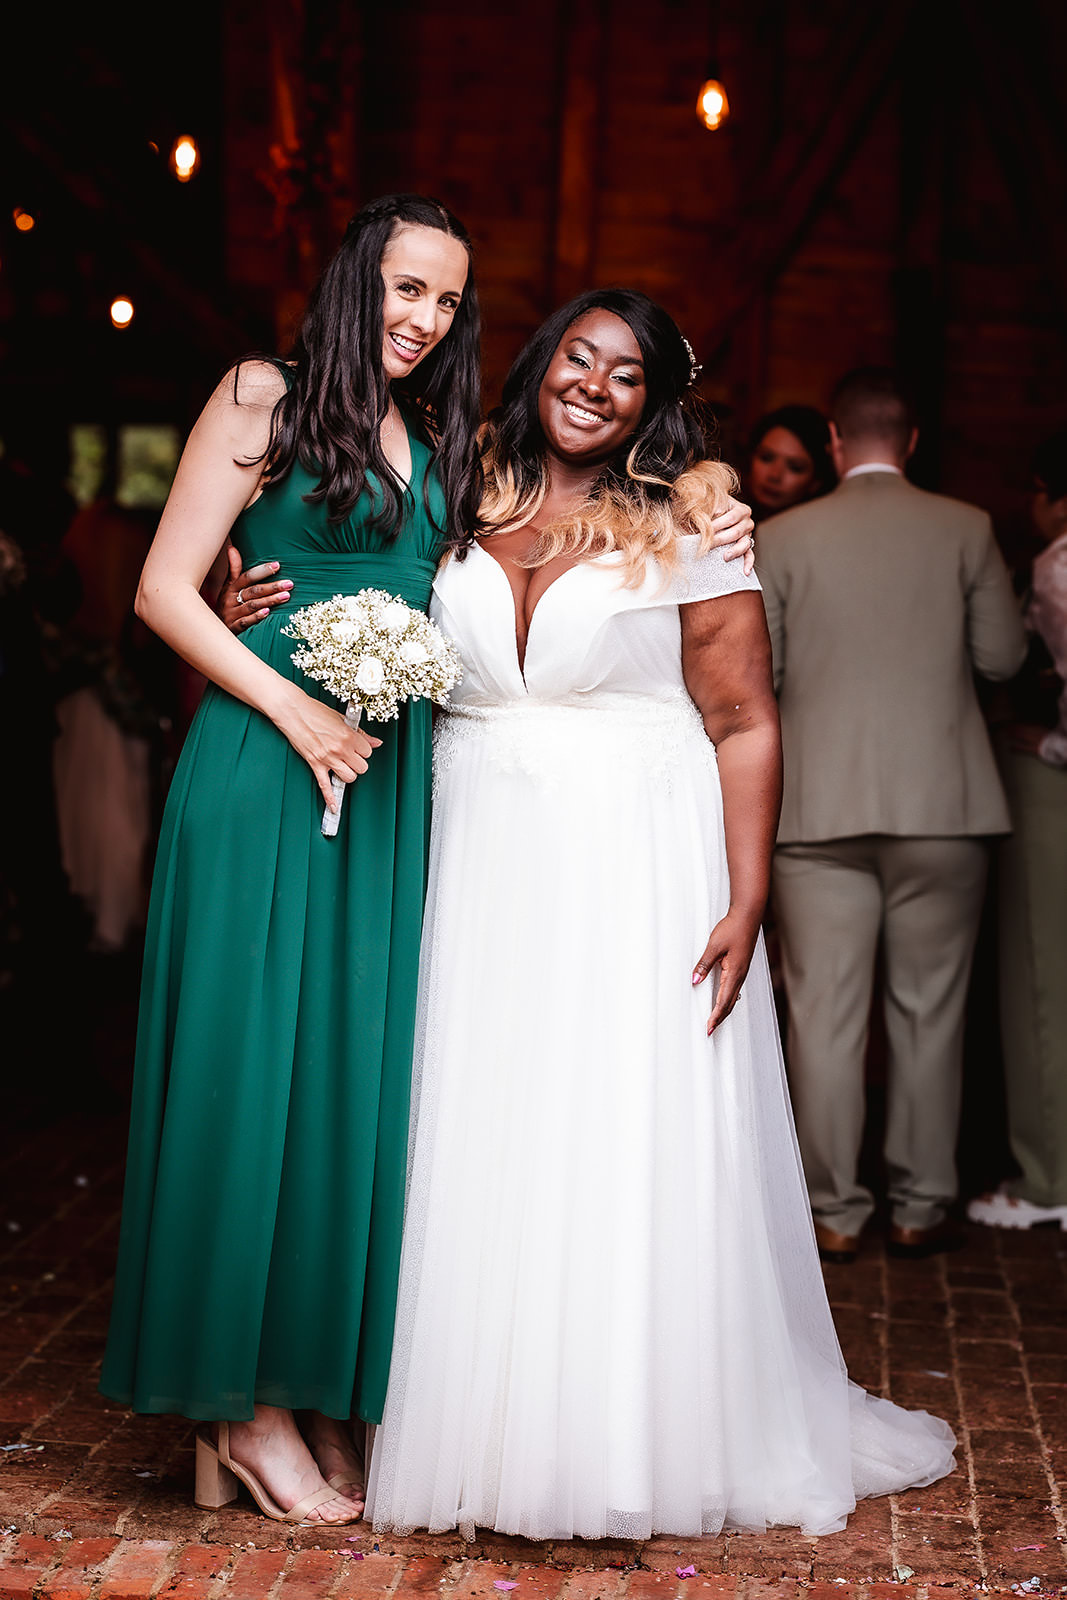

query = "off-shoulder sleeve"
[[667, 534, 762, 605]]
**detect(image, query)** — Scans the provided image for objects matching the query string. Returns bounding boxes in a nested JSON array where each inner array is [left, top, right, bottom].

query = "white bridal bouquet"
[[283, 588, 463, 837]]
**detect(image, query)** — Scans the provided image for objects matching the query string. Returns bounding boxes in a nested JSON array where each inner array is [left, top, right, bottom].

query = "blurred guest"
[[757, 368, 1026, 1263], [0, 448, 82, 982], [746, 404, 837, 525], [745, 406, 837, 1003], [51, 482, 169, 953], [968, 428, 1067, 1230]]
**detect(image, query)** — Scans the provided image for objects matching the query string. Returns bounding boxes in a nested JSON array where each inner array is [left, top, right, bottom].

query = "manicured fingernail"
[[270, 562, 280, 571], [692, 972, 701, 985], [258, 608, 269, 617], [707, 1020, 715, 1036], [280, 580, 293, 589]]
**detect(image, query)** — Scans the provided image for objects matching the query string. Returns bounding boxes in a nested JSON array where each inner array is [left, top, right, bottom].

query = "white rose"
[[340, 598, 367, 622], [329, 621, 359, 646], [355, 656, 386, 695], [398, 639, 429, 667], [380, 601, 412, 633]]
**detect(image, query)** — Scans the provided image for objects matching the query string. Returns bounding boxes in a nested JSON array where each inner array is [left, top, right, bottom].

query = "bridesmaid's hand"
[[218, 543, 293, 634], [692, 908, 761, 1035], [710, 496, 756, 575], [272, 686, 383, 811]]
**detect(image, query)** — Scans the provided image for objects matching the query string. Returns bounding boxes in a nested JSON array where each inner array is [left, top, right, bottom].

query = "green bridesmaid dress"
[[99, 420, 444, 1424]]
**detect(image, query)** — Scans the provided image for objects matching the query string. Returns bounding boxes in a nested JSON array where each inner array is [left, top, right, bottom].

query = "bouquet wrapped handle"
[[321, 699, 362, 837]]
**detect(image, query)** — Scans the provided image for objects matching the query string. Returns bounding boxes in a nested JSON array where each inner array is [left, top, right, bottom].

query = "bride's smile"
[[538, 307, 647, 464]]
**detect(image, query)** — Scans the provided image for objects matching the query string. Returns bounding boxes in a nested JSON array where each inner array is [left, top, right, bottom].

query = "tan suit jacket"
[[757, 470, 1027, 843]]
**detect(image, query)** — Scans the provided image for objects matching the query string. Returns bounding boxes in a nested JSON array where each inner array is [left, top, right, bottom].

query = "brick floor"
[[1, 952, 1066, 1597]]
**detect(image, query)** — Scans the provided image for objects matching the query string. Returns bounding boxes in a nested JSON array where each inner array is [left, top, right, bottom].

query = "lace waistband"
[[433, 694, 713, 796], [443, 693, 702, 728]]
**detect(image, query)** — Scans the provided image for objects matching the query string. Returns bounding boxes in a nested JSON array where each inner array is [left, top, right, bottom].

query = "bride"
[[367, 289, 954, 1540], [227, 288, 956, 1539]]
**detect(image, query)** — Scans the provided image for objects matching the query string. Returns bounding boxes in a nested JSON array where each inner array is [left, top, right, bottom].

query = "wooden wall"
[[217, 0, 1067, 556], [6, 0, 1059, 558]]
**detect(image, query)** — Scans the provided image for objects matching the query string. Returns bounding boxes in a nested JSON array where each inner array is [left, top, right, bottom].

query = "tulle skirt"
[[366, 698, 956, 1538]]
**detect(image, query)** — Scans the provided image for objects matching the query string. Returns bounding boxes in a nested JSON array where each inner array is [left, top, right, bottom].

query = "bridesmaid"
[[98, 193, 483, 1525]]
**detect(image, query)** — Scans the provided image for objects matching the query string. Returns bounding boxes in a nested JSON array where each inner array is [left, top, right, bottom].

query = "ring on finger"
[[236, 588, 245, 604]]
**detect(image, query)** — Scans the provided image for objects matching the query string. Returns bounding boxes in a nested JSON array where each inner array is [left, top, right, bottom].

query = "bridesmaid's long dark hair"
[[241, 193, 484, 544]]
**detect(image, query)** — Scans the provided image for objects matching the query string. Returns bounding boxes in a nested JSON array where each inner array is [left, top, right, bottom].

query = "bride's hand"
[[218, 542, 293, 634], [710, 496, 756, 575], [692, 908, 761, 1035], [272, 686, 382, 811]]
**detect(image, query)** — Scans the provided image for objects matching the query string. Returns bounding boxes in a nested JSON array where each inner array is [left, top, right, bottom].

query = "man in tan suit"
[[757, 368, 1026, 1262]]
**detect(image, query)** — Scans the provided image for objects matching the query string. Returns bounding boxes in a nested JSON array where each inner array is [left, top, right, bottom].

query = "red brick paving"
[[94, 1543, 176, 1599], [3, 991, 1067, 1598]]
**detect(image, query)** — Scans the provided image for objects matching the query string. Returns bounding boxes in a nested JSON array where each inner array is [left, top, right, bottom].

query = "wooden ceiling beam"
[[962, 0, 1067, 330], [702, 0, 921, 360]]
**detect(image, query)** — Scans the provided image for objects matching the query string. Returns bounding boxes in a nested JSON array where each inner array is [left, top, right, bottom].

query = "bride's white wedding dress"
[[365, 537, 956, 1540]]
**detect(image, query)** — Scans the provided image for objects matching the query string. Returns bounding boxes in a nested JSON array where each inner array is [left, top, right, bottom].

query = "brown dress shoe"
[[813, 1222, 860, 1264], [887, 1219, 965, 1260]]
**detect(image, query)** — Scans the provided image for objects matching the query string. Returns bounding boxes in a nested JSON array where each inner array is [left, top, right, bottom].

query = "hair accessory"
[[681, 336, 701, 388]]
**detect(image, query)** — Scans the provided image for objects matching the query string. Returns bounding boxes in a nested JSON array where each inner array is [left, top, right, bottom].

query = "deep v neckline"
[[384, 410, 414, 491], [474, 540, 589, 684]]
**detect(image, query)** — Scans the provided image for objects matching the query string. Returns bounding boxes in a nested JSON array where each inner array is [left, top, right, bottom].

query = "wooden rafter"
[[703, 0, 922, 360], [962, 0, 1067, 332], [551, 0, 608, 305]]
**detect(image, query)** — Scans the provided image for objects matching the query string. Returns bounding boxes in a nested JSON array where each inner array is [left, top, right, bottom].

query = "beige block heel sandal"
[[194, 1421, 360, 1525]]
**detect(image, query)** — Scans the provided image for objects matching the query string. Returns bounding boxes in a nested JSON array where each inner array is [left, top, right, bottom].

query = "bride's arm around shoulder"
[[681, 581, 782, 1035]]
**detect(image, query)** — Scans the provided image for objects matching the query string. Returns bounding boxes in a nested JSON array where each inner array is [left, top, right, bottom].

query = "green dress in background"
[[99, 426, 444, 1424]]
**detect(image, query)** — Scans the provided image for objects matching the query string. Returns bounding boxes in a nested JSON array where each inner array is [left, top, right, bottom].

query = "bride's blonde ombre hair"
[[479, 437, 738, 588], [472, 288, 737, 586]]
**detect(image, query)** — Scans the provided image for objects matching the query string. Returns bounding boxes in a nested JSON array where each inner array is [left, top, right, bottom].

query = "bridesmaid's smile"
[[379, 224, 469, 381]]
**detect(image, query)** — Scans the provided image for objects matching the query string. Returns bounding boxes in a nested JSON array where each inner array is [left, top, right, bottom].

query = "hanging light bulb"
[[110, 297, 135, 329], [696, 75, 730, 131], [170, 136, 200, 182], [696, 2, 730, 131]]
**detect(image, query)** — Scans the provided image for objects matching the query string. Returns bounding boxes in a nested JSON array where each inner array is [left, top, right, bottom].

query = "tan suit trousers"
[[996, 749, 1067, 1208], [772, 835, 989, 1235]]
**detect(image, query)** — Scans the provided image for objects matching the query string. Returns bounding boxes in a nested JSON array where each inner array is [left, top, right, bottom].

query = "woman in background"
[[745, 403, 836, 525]]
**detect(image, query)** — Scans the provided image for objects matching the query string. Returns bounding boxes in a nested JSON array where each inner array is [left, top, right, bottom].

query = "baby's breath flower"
[[283, 587, 463, 726]]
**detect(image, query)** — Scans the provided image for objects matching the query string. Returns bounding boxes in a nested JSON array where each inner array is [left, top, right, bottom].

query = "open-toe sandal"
[[194, 1422, 360, 1525]]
